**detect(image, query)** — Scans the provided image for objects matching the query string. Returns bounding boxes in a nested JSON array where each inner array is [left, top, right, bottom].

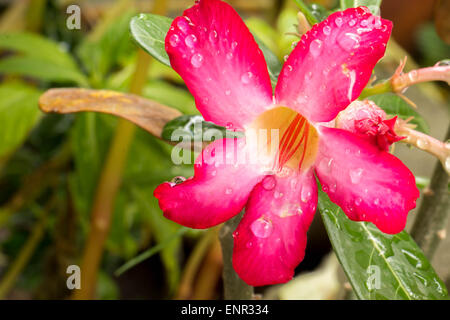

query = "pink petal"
[[314, 127, 419, 234], [275, 7, 392, 123], [165, 0, 273, 130], [232, 171, 317, 286], [154, 138, 264, 229]]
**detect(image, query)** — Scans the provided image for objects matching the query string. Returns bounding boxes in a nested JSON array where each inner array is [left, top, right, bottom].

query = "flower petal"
[[165, 0, 273, 130], [275, 7, 392, 123], [315, 127, 419, 234], [154, 138, 264, 229], [232, 171, 317, 286]]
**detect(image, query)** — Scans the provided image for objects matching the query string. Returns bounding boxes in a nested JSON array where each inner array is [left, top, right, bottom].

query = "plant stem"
[[176, 228, 218, 299], [359, 80, 392, 99], [0, 205, 49, 299], [71, 50, 151, 300], [219, 213, 254, 300], [410, 125, 450, 259]]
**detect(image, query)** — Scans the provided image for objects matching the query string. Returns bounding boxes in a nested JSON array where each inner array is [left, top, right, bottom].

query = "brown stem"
[[410, 125, 450, 259], [71, 50, 151, 300], [219, 213, 254, 300]]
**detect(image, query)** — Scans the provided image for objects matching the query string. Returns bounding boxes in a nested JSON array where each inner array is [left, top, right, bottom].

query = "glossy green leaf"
[[130, 14, 282, 84], [130, 13, 171, 67], [368, 93, 430, 134], [0, 82, 42, 158], [162, 115, 243, 142], [340, 0, 382, 15], [318, 190, 448, 300]]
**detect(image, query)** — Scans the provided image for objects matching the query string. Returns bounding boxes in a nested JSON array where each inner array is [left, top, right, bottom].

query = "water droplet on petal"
[[177, 18, 189, 33], [338, 33, 361, 51], [301, 187, 312, 203], [169, 34, 180, 47], [208, 30, 218, 43], [355, 197, 362, 206], [335, 17, 343, 27], [374, 198, 380, 205], [241, 71, 253, 84], [226, 52, 233, 60], [246, 241, 253, 248], [348, 19, 356, 27], [310, 39, 323, 57], [323, 25, 331, 35], [262, 175, 276, 190], [185, 34, 197, 48], [225, 188, 233, 195], [250, 218, 273, 238], [191, 53, 203, 68], [349, 168, 364, 184], [170, 176, 186, 185]]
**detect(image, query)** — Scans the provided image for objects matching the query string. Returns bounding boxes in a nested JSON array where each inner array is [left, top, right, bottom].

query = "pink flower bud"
[[336, 100, 403, 151]]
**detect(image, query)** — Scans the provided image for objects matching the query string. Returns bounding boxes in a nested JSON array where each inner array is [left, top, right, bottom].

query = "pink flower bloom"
[[154, 0, 419, 286]]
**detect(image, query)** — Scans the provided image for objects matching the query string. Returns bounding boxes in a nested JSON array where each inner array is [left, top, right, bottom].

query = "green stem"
[[71, 49, 152, 300], [359, 80, 392, 99], [410, 125, 450, 259], [219, 213, 254, 300], [0, 206, 48, 299]]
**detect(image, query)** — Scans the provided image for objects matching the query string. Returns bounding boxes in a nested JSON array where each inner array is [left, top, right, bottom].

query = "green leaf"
[[340, 0, 382, 15], [0, 82, 42, 158], [161, 115, 243, 142], [130, 14, 282, 85], [0, 33, 79, 69], [0, 56, 88, 86], [318, 190, 448, 300], [254, 37, 282, 84], [368, 93, 429, 134], [0, 33, 87, 85], [130, 13, 171, 67]]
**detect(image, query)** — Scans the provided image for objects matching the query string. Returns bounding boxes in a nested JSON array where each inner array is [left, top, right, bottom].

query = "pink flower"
[[154, 0, 419, 286]]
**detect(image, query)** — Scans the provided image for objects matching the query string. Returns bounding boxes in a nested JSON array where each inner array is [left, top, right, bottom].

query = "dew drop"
[[338, 33, 361, 51], [349, 168, 363, 184], [360, 19, 368, 27], [323, 25, 331, 35], [185, 34, 197, 48], [241, 71, 253, 84], [417, 139, 428, 149], [335, 17, 343, 27], [310, 39, 323, 57], [348, 19, 356, 27], [177, 18, 189, 33], [274, 191, 284, 199], [170, 176, 186, 185], [225, 188, 233, 195], [262, 175, 276, 190], [208, 30, 218, 43], [191, 53, 204, 68], [226, 52, 233, 60], [355, 197, 362, 206], [301, 187, 312, 203], [374, 198, 380, 205], [250, 218, 273, 238], [246, 241, 253, 248], [169, 34, 180, 47]]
